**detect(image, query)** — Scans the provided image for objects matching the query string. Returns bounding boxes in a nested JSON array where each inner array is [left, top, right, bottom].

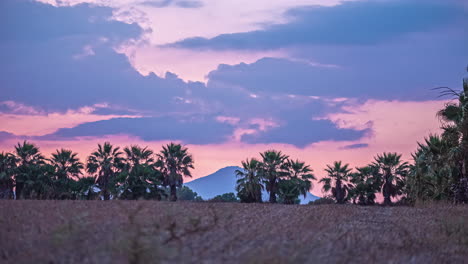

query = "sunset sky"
[[1, 0, 467, 196]]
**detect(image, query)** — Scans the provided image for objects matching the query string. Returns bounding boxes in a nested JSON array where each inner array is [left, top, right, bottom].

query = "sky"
[[0, 0, 467, 196]]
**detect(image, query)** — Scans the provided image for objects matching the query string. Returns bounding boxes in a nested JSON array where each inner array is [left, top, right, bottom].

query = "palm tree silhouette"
[[156, 143, 194, 201], [86, 142, 124, 200]]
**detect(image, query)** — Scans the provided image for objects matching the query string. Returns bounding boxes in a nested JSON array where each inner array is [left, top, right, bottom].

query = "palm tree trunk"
[[461, 124, 468, 179], [170, 184, 177, 201], [15, 183, 23, 200], [102, 182, 110, 200], [86, 188, 92, 200], [383, 181, 392, 206], [336, 180, 344, 204], [463, 155, 468, 179], [102, 173, 110, 200], [103, 190, 110, 200], [383, 196, 392, 206], [269, 179, 277, 203], [269, 192, 276, 203]]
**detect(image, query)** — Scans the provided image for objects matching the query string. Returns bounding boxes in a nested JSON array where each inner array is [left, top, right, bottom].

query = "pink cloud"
[[0, 103, 141, 136], [215, 115, 240, 125], [123, 46, 286, 82]]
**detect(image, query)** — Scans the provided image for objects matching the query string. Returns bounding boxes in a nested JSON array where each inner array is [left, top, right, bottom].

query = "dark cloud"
[[342, 143, 369, 150], [0, 0, 141, 43], [242, 119, 369, 148], [38, 115, 235, 145], [0, 40, 203, 112], [206, 28, 467, 101], [170, 0, 466, 50], [0, 131, 16, 143]]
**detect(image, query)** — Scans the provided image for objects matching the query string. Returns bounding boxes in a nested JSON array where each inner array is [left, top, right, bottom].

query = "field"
[[1, 201, 467, 264]]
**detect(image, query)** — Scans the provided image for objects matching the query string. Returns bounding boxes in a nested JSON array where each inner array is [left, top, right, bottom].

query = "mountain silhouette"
[[185, 166, 319, 204]]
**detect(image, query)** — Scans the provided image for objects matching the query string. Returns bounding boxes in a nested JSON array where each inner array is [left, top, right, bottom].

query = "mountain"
[[185, 166, 319, 204]]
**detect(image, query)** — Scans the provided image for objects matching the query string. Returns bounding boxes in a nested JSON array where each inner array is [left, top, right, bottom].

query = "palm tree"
[[0, 152, 16, 199], [278, 159, 315, 204], [319, 161, 352, 204], [435, 75, 468, 202], [235, 158, 263, 203], [373, 153, 409, 206], [348, 166, 381, 205], [123, 145, 155, 167], [118, 145, 164, 200], [156, 143, 194, 201], [49, 149, 84, 199], [86, 142, 124, 200], [409, 135, 455, 202], [14, 141, 46, 199], [436, 75, 468, 178], [259, 150, 289, 203]]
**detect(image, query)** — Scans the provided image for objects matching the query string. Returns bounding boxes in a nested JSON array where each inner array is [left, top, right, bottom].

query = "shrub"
[[308, 196, 335, 205], [209, 193, 239, 203]]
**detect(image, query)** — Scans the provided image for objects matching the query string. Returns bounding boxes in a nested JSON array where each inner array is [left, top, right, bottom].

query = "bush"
[[176, 186, 203, 201], [308, 197, 335, 205], [209, 193, 239, 203]]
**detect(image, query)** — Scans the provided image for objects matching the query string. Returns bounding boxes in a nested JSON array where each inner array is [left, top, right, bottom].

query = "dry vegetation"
[[1, 201, 467, 264]]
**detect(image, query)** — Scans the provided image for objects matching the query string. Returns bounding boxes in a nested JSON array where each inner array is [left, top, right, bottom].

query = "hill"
[[185, 166, 319, 203]]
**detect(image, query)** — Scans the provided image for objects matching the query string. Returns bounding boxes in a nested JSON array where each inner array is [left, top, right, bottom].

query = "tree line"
[[235, 150, 408, 205], [0, 142, 193, 201]]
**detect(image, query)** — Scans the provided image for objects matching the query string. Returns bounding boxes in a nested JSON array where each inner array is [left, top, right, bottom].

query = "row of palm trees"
[[0, 140, 464, 205], [0, 142, 193, 201], [235, 151, 409, 205], [322, 153, 409, 205], [235, 151, 315, 204]]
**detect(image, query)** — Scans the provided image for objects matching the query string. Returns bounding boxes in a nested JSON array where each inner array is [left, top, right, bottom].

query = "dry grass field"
[[1, 201, 467, 264]]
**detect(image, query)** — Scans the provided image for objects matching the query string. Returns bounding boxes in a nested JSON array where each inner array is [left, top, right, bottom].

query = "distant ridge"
[[185, 166, 319, 204]]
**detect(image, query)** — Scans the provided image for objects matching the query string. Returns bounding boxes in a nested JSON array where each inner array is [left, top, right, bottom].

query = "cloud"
[[0, 0, 142, 43], [241, 118, 369, 148], [34, 95, 367, 147], [0, 131, 17, 143], [125, 45, 285, 82], [0, 104, 140, 136], [342, 143, 368, 150], [38, 115, 236, 144], [0, 0, 206, 113], [206, 29, 467, 101], [0, 101, 44, 115], [171, 0, 466, 50], [141, 0, 203, 8], [326, 99, 446, 151]]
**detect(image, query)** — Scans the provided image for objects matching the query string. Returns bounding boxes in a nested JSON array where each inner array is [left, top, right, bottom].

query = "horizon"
[[1, 0, 467, 198]]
